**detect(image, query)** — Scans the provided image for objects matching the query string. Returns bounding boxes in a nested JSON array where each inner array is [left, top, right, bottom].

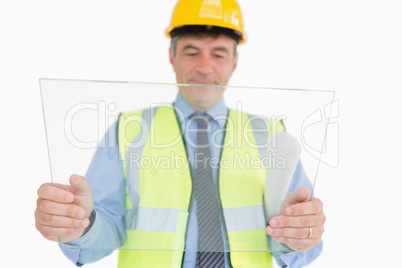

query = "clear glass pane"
[[40, 78, 335, 252]]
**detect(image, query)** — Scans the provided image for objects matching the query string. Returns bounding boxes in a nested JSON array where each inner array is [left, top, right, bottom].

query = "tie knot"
[[191, 113, 212, 130]]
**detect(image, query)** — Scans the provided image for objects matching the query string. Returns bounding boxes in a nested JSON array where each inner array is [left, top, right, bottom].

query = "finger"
[[285, 197, 323, 216], [270, 236, 320, 252], [37, 183, 74, 204], [270, 214, 325, 228], [38, 199, 86, 219], [69, 174, 91, 196], [37, 211, 90, 229], [268, 225, 324, 239], [267, 226, 312, 239]]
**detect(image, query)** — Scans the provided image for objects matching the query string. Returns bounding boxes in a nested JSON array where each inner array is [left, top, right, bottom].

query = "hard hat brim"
[[168, 25, 242, 44]]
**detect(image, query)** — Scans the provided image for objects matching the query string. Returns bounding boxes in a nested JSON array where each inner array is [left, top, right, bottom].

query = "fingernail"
[[286, 208, 294, 215], [65, 195, 73, 202], [267, 227, 274, 234], [271, 219, 278, 227], [81, 219, 89, 227], [78, 210, 85, 218]]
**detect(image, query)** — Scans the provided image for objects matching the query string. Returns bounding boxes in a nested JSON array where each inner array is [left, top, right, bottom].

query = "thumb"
[[69, 174, 91, 196], [69, 174, 93, 217], [280, 186, 310, 215]]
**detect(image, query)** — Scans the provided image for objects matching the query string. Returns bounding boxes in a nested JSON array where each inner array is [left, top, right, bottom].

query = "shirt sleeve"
[[270, 161, 323, 268], [59, 122, 127, 266]]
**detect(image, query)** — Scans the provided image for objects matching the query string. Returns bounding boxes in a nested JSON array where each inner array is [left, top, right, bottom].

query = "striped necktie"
[[192, 113, 225, 268]]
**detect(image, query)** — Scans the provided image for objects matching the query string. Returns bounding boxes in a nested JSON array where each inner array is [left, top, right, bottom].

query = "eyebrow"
[[212, 47, 229, 55], [182, 44, 200, 52]]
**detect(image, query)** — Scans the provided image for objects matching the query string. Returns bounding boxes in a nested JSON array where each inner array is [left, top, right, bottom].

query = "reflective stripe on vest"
[[117, 104, 284, 268]]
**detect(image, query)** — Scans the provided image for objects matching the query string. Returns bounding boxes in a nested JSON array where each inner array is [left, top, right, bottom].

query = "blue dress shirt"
[[60, 94, 323, 267]]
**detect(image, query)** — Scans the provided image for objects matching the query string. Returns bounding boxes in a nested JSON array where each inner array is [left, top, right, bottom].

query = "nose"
[[196, 54, 213, 75]]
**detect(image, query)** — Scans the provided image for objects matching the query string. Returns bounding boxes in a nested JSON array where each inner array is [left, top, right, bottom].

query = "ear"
[[169, 47, 175, 71], [232, 52, 238, 73]]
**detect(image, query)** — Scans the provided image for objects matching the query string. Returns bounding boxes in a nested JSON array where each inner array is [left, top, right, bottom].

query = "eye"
[[185, 52, 199, 57], [213, 53, 225, 59]]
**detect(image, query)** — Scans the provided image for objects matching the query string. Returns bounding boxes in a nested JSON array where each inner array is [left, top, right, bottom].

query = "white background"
[[1, 0, 401, 267]]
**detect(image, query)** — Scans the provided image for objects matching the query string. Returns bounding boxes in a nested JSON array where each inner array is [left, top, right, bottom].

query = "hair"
[[170, 31, 238, 58]]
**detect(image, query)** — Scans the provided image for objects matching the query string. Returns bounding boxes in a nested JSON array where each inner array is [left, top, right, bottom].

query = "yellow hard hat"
[[165, 0, 247, 44]]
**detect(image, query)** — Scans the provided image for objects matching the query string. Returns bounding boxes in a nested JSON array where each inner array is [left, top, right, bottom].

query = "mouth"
[[188, 80, 217, 85]]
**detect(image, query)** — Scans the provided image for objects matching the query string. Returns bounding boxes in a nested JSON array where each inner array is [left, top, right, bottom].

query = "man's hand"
[[35, 174, 94, 243], [266, 186, 326, 251]]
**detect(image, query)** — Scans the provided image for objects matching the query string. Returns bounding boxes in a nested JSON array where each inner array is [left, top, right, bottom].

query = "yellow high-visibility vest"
[[117, 104, 284, 268]]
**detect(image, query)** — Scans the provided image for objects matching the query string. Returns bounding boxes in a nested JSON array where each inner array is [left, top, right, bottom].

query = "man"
[[35, 0, 325, 267]]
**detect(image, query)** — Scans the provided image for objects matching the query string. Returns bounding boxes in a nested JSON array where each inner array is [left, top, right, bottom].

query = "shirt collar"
[[173, 93, 228, 128]]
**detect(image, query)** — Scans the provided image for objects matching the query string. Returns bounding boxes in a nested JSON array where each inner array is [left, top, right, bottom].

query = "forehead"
[[176, 34, 236, 52]]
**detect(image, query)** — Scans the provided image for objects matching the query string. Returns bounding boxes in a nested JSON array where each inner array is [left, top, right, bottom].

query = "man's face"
[[169, 34, 238, 111]]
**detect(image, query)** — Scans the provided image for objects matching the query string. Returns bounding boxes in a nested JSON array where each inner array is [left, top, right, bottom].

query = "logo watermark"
[[62, 99, 339, 169], [127, 151, 287, 174]]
